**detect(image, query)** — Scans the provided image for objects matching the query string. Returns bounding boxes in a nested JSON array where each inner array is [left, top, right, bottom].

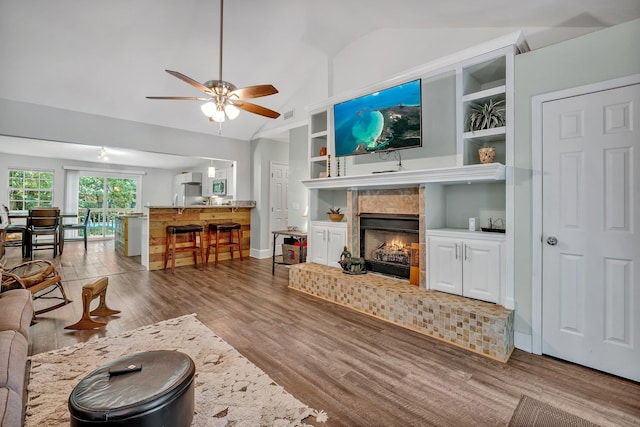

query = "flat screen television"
[[333, 79, 422, 157]]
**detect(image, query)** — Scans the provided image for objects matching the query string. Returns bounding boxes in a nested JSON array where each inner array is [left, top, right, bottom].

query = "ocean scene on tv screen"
[[333, 79, 421, 157]]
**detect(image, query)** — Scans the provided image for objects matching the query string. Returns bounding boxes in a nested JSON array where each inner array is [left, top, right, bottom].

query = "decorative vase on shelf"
[[327, 208, 344, 222], [319, 146, 327, 156], [478, 146, 496, 164], [328, 214, 344, 222]]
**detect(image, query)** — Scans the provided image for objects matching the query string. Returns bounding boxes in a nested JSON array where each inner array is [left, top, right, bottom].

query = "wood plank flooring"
[[7, 241, 639, 426]]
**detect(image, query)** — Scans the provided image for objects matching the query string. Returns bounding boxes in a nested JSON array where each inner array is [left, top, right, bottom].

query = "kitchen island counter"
[[144, 204, 254, 270], [147, 201, 256, 209]]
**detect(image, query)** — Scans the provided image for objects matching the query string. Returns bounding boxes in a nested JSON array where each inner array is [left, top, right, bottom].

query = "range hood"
[[178, 172, 202, 185]]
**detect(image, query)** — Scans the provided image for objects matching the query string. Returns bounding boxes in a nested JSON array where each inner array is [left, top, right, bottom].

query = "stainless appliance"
[[211, 179, 226, 196]]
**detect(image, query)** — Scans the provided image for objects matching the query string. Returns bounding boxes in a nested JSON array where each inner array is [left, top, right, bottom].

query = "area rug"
[[25, 314, 328, 426], [509, 395, 599, 427]]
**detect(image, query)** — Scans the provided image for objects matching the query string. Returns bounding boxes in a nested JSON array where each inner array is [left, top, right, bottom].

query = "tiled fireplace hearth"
[[289, 263, 514, 362]]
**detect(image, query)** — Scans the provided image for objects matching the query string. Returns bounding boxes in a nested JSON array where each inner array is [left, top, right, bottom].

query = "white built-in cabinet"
[[302, 33, 526, 308], [308, 221, 347, 268], [427, 229, 504, 304], [308, 109, 331, 179]]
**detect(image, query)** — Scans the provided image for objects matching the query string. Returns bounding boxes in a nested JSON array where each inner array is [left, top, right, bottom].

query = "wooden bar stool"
[[164, 224, 205, 272], [206, 222, 243, 266]]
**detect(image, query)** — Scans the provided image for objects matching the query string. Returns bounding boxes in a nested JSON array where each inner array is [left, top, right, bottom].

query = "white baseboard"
[[514, 331, 532, 353], [251, 248, 273, 259]]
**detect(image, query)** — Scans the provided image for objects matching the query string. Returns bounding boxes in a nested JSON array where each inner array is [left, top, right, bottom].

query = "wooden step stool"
[[65, 277, 120, 330]]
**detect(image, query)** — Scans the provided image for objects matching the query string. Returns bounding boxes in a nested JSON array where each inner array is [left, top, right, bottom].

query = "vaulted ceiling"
[[1, 0, 638, 147]]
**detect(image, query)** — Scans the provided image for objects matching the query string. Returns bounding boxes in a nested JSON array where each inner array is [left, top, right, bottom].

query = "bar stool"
[[164, 224, 205, 273], [206, 222, 243, 266]]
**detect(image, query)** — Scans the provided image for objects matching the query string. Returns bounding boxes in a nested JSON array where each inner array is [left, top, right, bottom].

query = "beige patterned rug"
[[25, 314, 327, 426]]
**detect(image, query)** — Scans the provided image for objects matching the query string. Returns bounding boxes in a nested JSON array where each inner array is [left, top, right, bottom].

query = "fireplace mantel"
[[301, 163, 505, 190]]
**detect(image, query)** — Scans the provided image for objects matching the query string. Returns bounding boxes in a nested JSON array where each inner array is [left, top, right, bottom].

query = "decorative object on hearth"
[[26, 314, 328, 427], [339, 247, 367, 275], [409, 243, 420, 286], [478, 146, 496, 164], [327, 208, 344, 222], [468, 98, 505, 131], [146, 0, 280, 123]]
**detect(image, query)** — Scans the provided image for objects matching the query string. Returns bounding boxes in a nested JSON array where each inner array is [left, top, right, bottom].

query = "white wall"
[[0, 99, 252, 201], [287, 125, 309, 231], [513, 19, 640, 340], [249, 138, 289, 256], [0, 153, 176, 209]]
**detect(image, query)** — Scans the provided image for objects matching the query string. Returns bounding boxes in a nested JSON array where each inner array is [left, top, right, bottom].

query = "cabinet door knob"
[[546, 236, 558, 246]]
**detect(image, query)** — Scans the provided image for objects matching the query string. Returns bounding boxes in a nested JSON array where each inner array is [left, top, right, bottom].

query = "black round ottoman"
[[68, 350, 195, 427]]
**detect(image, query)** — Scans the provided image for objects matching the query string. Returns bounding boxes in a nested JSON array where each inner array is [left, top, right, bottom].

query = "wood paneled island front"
[[145, 203, 254, 271]]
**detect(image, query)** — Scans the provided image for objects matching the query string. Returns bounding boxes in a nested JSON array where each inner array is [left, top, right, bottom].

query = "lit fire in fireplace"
[[372, 238, 411, 265]]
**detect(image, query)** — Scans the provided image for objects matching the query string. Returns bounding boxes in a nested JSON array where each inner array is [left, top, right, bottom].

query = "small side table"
[[271, 230, 307, 274]]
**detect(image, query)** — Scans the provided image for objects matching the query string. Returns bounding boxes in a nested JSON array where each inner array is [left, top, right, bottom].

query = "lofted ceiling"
[[0, 0, 638, 167]]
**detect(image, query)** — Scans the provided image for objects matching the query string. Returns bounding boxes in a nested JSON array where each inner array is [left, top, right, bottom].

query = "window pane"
[[8, 168, 54, 211]]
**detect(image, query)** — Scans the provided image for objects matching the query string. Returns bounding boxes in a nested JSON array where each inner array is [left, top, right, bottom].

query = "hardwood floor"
[[7, 241, 639, 426]]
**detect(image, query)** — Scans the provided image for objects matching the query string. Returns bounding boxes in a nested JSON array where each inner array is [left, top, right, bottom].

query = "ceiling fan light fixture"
[[211, 108, 226, 123], [200, 101, 217, 117], [225, 103, 240, 120]]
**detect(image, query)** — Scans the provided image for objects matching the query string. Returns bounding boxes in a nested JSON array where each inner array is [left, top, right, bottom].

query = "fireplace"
[[359, 213, 419, 279]]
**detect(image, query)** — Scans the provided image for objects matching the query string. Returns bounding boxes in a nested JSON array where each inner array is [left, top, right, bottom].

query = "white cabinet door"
[[309, 222, 347, 267], [462, 239, 501, 303], [428, 237, 463, 295], [309, 225, 328, 265], [428, 231, 503, 304], [326, 225, 347, 268]]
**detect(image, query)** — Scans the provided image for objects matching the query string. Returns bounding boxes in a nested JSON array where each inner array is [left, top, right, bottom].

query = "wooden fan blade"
[[234, 101, 280, 119], [231, 84, 278, 100], [165, 70, 211, 93], [146, 96, 210, 101]]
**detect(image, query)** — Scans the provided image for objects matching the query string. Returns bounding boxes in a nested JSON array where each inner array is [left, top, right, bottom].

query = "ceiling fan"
[[146, 0, 280, 123]]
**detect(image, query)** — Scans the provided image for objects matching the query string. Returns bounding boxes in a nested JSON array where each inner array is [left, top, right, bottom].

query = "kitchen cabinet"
[[114, 215, 143, 257], [175, 172, 202, 184], [309, 221, 347, 268], [427, 229, 504, 303]]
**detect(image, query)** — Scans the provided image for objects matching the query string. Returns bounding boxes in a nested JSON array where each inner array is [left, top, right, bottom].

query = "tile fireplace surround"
[[289, 263, 514, 361], [294, 185, 514, 361]]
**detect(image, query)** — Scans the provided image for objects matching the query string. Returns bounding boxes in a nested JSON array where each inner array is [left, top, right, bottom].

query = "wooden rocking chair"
[[0, 260, 71, 316]]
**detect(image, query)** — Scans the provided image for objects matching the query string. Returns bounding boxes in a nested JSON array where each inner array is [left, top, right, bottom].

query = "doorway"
[[78, 174, 140, 238], [269, 162, 289, 256], [532, 76, 640, 381]]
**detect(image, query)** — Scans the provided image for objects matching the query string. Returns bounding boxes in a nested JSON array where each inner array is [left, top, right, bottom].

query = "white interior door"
[[270, 162, 289, 255], [542, 84, 640, 381]]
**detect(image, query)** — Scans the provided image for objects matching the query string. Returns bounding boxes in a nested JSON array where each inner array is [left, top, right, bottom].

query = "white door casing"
[[538, 81, 640, 381], [269, 162, 289, 256]]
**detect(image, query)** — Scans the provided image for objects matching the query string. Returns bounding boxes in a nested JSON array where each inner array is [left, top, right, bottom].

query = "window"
[[8, 169, 54, 210]]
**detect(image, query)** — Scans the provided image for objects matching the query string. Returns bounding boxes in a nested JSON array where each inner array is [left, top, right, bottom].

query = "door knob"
[[546, 236, 558, 246]]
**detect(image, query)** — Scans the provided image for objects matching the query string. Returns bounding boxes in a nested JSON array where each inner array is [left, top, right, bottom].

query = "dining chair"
[[1, 205, 28, 258], [62, 208, 91, 250], [27, 207, 60, 260]]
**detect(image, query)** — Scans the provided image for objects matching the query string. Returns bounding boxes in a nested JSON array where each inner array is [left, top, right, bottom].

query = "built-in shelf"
[[462, 85, 506, 103], [302, 163, 505, 190], [463, 126, 506, 142]]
